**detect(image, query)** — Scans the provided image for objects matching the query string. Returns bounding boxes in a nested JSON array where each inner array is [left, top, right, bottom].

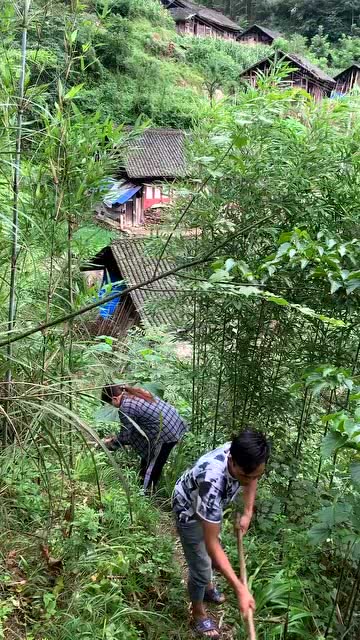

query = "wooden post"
[[237, 529, 256, 640]]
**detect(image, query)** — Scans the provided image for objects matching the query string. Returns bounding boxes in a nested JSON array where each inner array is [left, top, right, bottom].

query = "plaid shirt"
[[116, 396, 187, 461]]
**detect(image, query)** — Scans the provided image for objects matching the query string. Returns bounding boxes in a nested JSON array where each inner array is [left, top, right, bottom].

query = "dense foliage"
[[1, 1, 360, 639], [202, 0, 360, 41]]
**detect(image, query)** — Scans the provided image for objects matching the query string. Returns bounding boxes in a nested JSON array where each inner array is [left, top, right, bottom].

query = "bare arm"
[[238, 479, 258, 534], [116, 412, 134, 445], [201, 519, 255, 617], [243, 479, 258, 516]]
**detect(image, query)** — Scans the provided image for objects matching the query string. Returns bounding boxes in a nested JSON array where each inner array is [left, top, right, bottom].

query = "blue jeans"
[[176, 518, 213, 602]]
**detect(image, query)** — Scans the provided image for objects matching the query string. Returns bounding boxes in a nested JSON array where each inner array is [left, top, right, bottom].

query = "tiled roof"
[[111, 239, 178, 326], [238, 23, 281, 41], [173, 1, 241, 31], [288, 52, 335, 83], [170, 7, 195, 21], [240, 50, 335, 85], [124, 129, 186, 180]]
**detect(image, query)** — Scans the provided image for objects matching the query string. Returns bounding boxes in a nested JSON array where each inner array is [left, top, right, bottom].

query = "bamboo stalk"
[[67, 214, 75, 530], [3, 0, 31, 446], [212, 312, 227, 449], [345, 559, 360, 629], [231, 313, 241, 430], [191, 291, 198, 433], [240, 300, 266, 427], [237, 529, 256, 640], [324, 545, 349, 637]]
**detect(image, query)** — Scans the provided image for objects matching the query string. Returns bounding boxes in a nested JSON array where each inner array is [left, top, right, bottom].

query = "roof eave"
[[240, 51, 335, 85], [125, 174, 185, 181], [176, 0, 241, 31], [238, 23, 279, 40], [334, 64, 360, 80]]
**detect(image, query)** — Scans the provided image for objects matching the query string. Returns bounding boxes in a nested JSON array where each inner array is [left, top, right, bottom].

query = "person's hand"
[[237, 584, 255, 619], [240, 513, 252, 535], [235, 512, 252, 535]]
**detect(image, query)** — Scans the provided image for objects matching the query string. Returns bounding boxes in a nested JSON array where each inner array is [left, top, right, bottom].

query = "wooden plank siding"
[[175, 16, 238, 39], [334, 65, 360, 94], [240, 51, 335, 101]]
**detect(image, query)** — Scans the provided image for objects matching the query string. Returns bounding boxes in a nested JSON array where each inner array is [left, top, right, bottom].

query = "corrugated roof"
[[240, 50, 335, 85], [124, 129, 186, 180], [103, 180, 141, 207], [173, 0, 241, 31], [238, 23, 281, 41], [111, 239, 178, 326], [334, 63, 360, 80]]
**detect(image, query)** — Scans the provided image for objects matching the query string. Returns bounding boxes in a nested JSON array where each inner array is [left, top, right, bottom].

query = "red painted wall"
[[143, 195, 171, 210]]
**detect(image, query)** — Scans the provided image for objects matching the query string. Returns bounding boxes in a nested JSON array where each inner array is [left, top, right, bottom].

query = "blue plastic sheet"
[[98, 272, 125, 318]]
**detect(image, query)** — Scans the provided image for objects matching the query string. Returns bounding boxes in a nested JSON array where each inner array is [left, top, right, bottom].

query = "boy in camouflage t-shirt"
[[172, 431, 270, 639]]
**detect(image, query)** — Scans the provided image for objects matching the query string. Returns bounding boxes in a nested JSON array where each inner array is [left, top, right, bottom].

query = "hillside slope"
[[25, 0, 271, 127]]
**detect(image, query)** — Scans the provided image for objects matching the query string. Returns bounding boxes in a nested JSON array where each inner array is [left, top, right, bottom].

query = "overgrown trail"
[[159, 509, 237, 640]]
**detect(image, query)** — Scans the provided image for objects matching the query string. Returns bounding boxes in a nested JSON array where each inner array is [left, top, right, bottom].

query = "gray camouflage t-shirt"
[[172, 443, 241, 524]]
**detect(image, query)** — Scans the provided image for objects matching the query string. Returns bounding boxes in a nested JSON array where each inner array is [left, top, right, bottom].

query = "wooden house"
[[334, 63, 360, 95], [97, 129, 186, 230], [81, 239, 178, 337], [239, 50, 335, 100], [163, 0, 241, 40], [237, 24, 281, 46]]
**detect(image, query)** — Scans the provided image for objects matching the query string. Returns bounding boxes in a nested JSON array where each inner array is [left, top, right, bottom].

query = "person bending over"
[[102, 384, 187, 491]]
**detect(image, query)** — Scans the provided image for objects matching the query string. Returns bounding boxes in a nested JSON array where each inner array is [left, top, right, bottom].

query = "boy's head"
[[229, 429, 270, 485]]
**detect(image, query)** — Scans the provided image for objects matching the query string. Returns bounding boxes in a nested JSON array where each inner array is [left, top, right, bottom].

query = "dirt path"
[[159, 510, 236, 640]]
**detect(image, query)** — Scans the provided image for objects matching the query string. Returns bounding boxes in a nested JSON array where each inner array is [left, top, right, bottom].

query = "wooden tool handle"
[[237, 528, 257, 640]]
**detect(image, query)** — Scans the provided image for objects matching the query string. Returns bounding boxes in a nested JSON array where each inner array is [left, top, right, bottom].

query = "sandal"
[[204, 587, 225, 605], [193, 618, 220, 638]]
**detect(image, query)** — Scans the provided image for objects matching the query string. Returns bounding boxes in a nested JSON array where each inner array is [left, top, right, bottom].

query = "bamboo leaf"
[[95, 405, 119, 423], [321, 431, 345, 458], [329, 278, 342, 294], [264, 294, 288, 306], [224, 258, 236, 272], [276, 242, 291, 257], [64, 83, 84, 101], [209, 269, 232, 282], [350, 461, 360, 484]]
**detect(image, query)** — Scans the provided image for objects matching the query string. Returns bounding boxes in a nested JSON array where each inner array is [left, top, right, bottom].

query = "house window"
[[154, 187, 161, 199]]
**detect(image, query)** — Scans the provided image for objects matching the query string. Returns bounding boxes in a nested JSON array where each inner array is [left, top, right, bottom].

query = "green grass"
[[0, 445, 191, 639]]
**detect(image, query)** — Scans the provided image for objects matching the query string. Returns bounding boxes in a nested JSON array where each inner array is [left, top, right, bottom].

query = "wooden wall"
[[239, 32, 273, 45], [245, 66, 331, 100], [335, 69, 360, 94], [176, 18, 237, 40]]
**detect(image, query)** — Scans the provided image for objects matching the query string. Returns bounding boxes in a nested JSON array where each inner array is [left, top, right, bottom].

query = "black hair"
[[101, 384, 155, 404], [230, 429, 270, 474], [101, 384, 119, 404]]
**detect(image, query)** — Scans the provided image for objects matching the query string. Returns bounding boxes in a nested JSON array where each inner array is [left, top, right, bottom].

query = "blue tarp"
[[98, 272, 125, 319], [99, 283, 124, 318], [103, 180, 141, 208]]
